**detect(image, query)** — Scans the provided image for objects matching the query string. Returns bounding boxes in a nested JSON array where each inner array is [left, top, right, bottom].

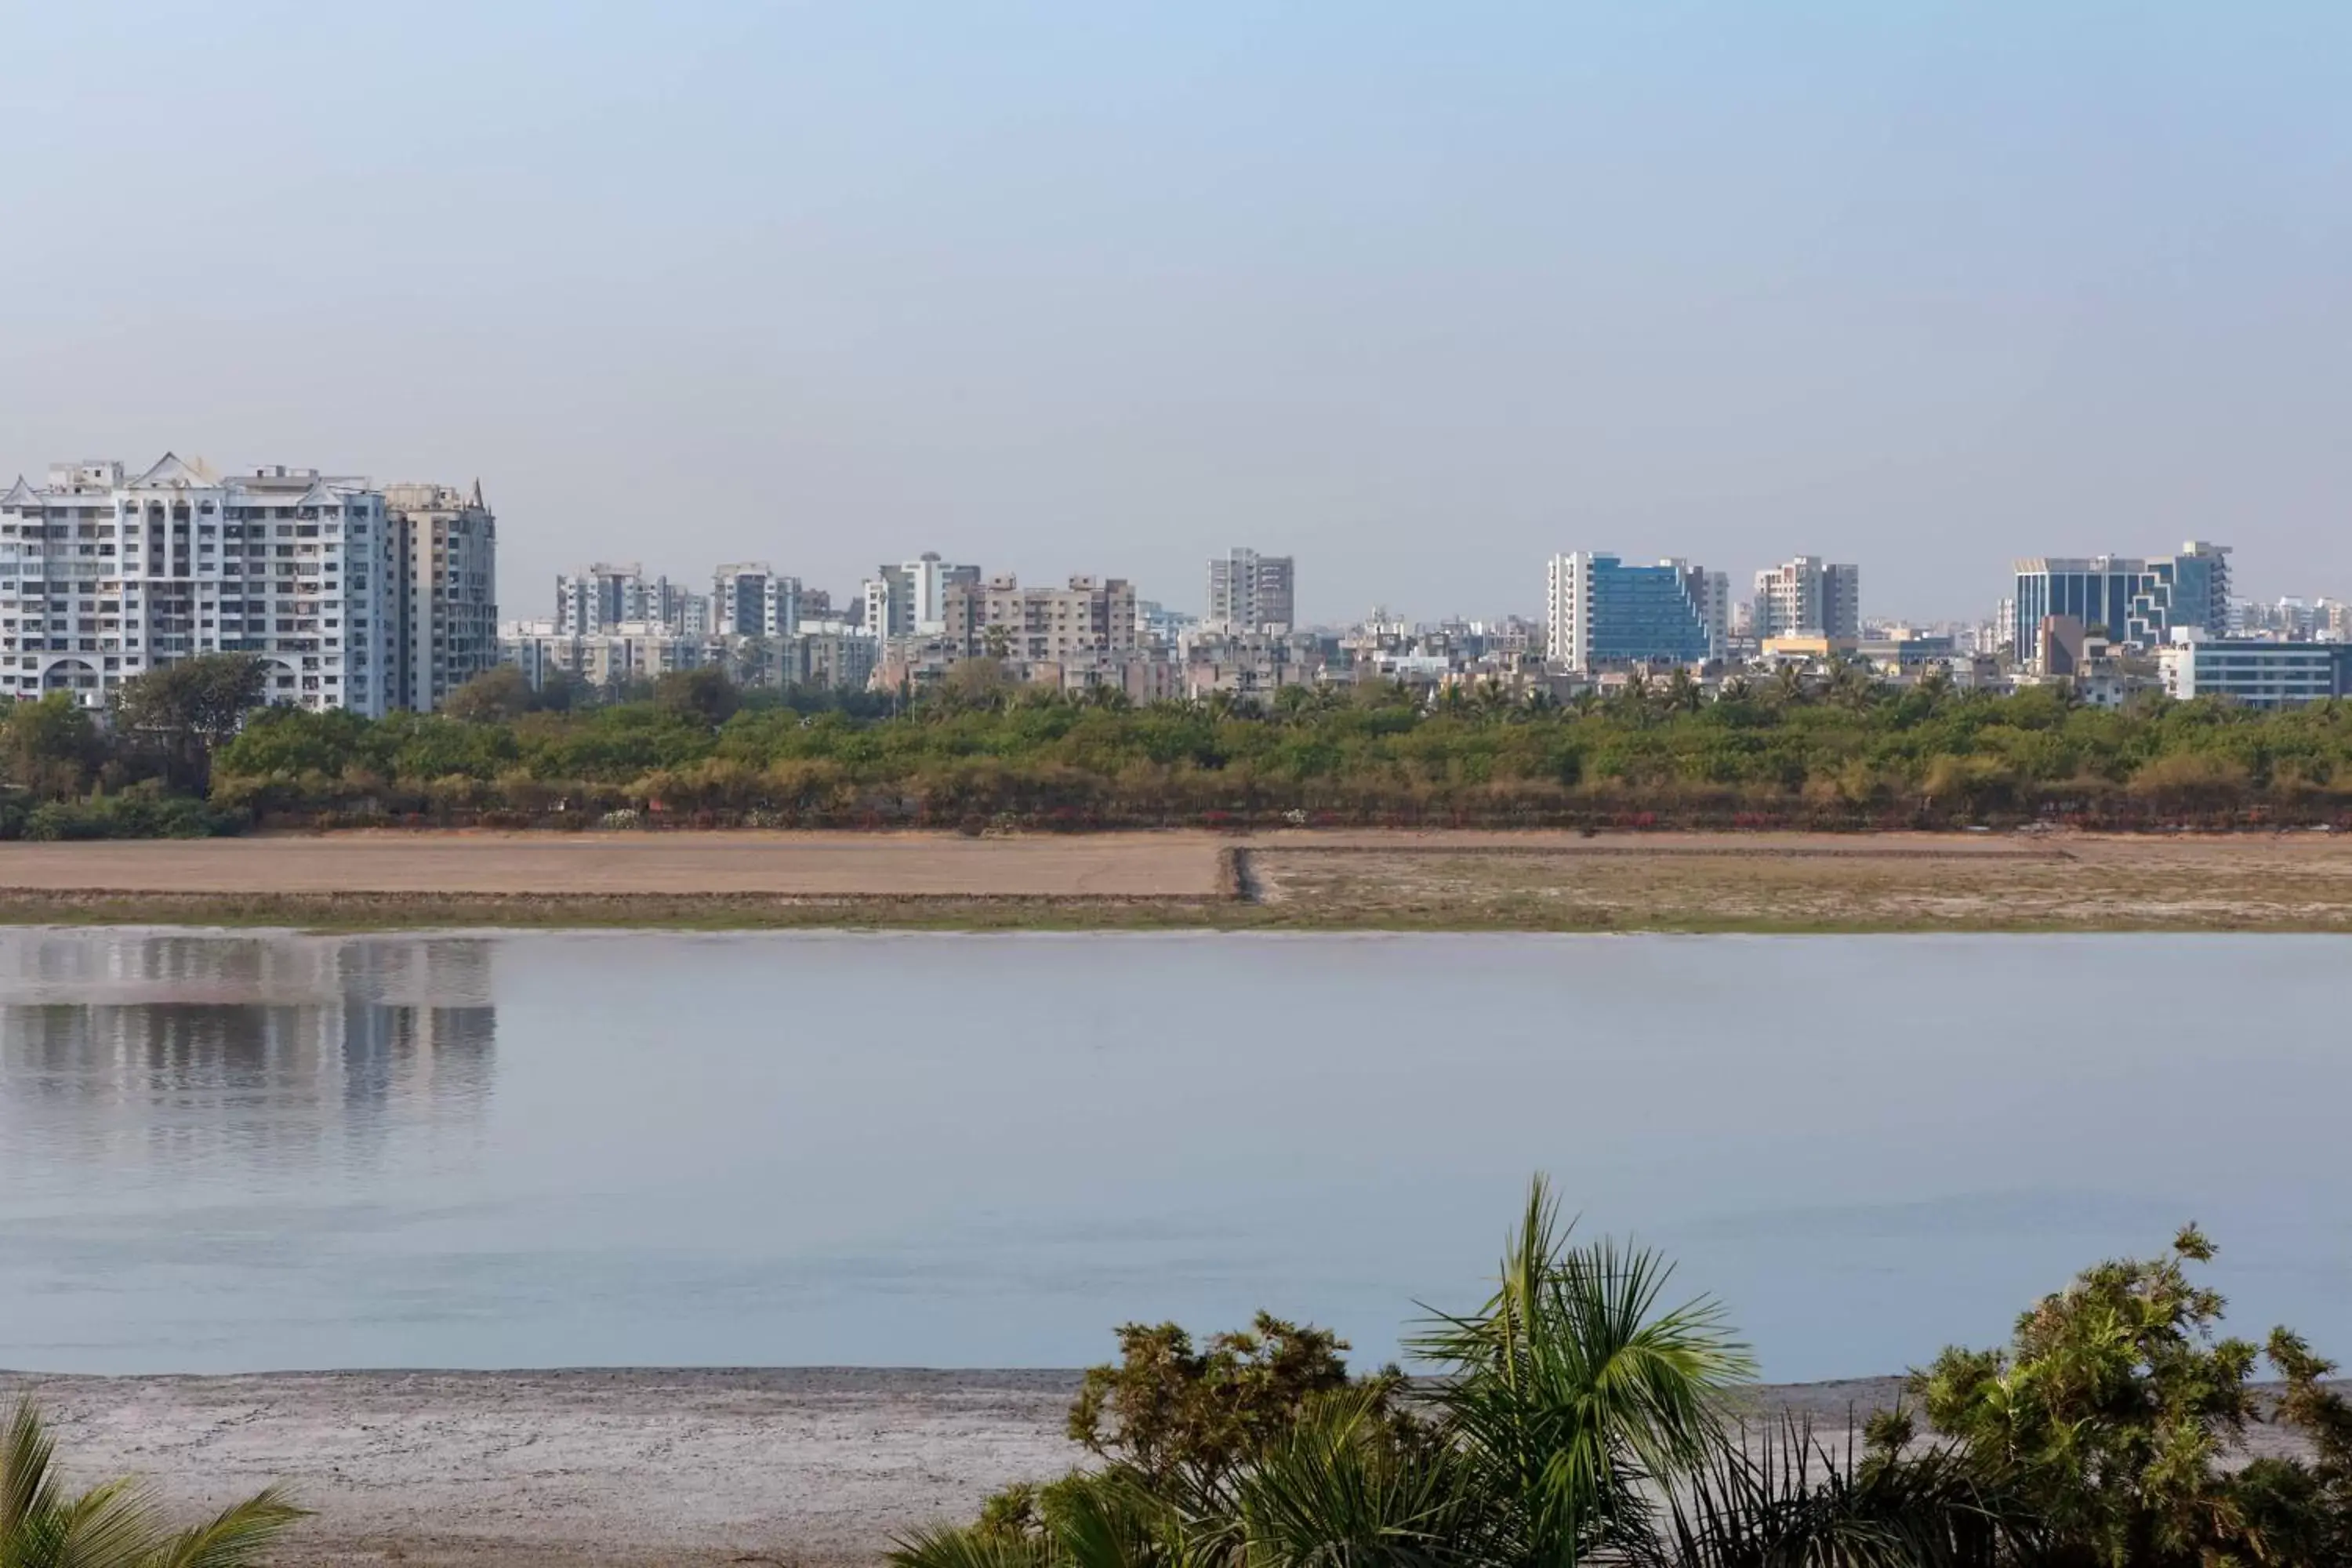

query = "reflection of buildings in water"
[[0, 935, 495, 1169], [0, 931, 494, 1008]]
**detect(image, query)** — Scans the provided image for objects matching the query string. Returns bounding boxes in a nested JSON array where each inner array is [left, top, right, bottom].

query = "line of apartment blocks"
[[0, 453, 496, 713]]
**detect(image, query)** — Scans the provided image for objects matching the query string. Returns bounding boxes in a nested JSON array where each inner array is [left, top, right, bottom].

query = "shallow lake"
[[1, 928, 2343, 1380]]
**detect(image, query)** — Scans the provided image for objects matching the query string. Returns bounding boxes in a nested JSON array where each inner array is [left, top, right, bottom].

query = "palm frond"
[[1408, 1178, 1755, 1564], [1236, 1389, 1494, 1568], [1629, 1415, 2012, 1568], [2, 1396, 65, 1540], [890, 1522, 1058, 1568], [143, 1485, 308, 1568]]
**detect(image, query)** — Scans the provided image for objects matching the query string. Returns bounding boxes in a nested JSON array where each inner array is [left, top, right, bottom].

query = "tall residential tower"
[[0, 454, 390, 713], [1207, 547, 1295, 633]]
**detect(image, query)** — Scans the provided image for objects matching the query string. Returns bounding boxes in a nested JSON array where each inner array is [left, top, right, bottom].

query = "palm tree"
[[1411, 1178, 1754, 1564], [1, 1398, 303, 1567]]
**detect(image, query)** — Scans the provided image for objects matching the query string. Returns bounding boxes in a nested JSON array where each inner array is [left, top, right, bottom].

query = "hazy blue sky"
[[5, 2, 2346, 622]]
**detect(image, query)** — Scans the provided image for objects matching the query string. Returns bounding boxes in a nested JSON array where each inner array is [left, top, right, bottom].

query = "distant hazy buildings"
[[383, 481, 498, 713], [1751, 557, 1860, 641], [712, 562, 800, 639], [555, 562, 709, 638], [1, 454, 394, 713], [863, 554, 978, 641], [2013, 543, 2230, 670], [944, 573, 1138, 662], [1544, 552, 1717, 673], [1207, 547, 1295, 633]]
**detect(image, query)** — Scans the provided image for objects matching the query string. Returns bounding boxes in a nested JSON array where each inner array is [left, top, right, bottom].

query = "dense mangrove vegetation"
[[894, 1181, 2352, 1568], [9, 655, 2352, 834]]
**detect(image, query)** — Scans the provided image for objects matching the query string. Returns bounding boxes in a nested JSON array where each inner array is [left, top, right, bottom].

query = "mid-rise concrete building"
[[383, 481, 497, 713], [789, 630, 879, 692], [555, 563, 706, 637], [1544, 552, 1716, 674], [713, 562, 800, 639], [1207, 547, 1295, 633], [1751, 556, 1860, 641], [500, 618, 724, 691], [944, 574, 1138, 662], [0, 454, 390, 713]]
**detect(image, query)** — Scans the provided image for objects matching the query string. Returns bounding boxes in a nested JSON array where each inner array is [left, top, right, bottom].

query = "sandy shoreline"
[[0, 1367, 1929, 1567], [6, 827, 2352, 931]]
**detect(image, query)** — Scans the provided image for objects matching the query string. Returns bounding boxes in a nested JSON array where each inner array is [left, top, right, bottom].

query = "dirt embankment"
[[5, 828, 2352, 931]]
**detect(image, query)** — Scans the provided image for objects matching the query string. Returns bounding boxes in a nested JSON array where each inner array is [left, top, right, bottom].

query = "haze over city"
[[7, 2, 2347, 622]]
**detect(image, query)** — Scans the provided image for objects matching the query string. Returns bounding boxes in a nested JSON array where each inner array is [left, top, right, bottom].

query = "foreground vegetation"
[[901, 1181, 2352, 1568], [0, 1398, 299, 1566], [11, 656, 2352, 835]]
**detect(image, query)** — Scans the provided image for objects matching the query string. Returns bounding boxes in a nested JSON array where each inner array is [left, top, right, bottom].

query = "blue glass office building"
[[2012, 542, 2230, 665], [1546, 553, 1715, 672]]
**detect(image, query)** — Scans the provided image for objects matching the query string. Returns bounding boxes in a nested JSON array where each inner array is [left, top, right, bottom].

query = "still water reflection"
[[1, 929, 2346, 1378]]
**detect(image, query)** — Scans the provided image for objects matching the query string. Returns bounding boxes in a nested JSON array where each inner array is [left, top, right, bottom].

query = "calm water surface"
[[1, 929, 2344, 1379]]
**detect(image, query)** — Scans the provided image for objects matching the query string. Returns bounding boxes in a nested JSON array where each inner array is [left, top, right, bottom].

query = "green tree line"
[[8, 655, 2352, 835]]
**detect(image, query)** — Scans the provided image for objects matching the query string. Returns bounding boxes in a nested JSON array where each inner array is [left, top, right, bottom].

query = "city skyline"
[[6, 5, 2347, 623]]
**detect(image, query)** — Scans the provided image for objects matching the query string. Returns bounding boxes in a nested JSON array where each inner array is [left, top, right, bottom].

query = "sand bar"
[[0, 832, 1227, 898]]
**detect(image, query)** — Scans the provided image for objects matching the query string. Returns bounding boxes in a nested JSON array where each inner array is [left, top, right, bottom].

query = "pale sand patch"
[[0, 833, 1227, 898]]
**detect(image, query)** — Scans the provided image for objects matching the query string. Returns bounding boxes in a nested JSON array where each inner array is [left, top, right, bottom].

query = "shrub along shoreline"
[[9, 656, 2352, 837]]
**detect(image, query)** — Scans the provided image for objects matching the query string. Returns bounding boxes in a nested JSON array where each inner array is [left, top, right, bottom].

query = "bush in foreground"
[[895, 1180, 2352, 1567]]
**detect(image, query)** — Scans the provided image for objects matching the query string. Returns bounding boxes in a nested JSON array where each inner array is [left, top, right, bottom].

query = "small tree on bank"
[[110, 653, 267, 793]]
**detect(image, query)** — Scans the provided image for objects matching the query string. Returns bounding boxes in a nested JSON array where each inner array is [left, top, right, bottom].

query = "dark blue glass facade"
[[1586, 556, 1713, 664]]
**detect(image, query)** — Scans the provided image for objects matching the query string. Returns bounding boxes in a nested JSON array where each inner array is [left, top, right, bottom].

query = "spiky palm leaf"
[[0, 1398, 303, 1568], [1623, 1415, 2013, 1568], [1233, 1389, 1497, 1568], [1409, 1178, 1755, 1566]]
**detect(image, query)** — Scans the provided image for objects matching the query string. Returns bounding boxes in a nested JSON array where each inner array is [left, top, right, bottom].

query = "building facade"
[[2158, 633, 2352, 709], [1, 454, 390, 713], [1207, 547, 1296, 633], [1751, 556, 1861, 640], [383, 481, 497, 713], [2012, 542, 2230, 666], [862, 554, 980, 641], [713, 562, 800, 639], [944, 574, 1138, 662], [555, 563, 706, 637], [1544, 553, 1715, 673]]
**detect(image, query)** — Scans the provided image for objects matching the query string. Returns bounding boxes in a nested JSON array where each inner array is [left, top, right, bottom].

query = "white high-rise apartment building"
[[0, 454, 390, 713], [1207, 547, 1296, 633], [713, 562, 800, 639], [862, 553, 979, 641], [383, 481, 498, 713], [1751, 556, 1861, 640]]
